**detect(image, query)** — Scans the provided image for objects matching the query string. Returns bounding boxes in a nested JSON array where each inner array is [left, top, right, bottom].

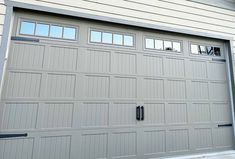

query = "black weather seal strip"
[[218, 124, 233, 127], [0, 133, 28, 139], [212, 58, 226, 62], [11, 36, 40, 42]]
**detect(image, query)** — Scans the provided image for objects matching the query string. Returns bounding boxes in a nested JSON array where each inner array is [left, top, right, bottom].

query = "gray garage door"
[[0, 11, 234, 159]]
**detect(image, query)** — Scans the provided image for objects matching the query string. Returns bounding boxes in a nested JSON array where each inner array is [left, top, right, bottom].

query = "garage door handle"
[[136, 106, 141, 120], [141, 106, 144, 121], [0, 133, 28, 139]]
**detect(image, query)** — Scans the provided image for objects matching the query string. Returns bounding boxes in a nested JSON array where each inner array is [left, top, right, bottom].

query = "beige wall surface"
[[0, 0, 235, 57]]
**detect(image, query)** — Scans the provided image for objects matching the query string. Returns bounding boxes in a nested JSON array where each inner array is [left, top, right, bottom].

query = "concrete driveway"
[[165, 151, 235, 159]]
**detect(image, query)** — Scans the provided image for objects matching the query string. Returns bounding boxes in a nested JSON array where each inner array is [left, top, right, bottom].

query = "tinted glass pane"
[[207, 46, 214, 55], [155, 40, 163, 50], [173, 42, 181, 52], [35, 23, 49, 36], [113, 34, 123, 45], [124, 35, 133, 46], [20, 21, 35, 35], [199, 45, 206, 54], [63, 27, 76, 39], [214, 47, 221, 56], [50, 25, 63, 38], [191, 45, 199, 54], [164, 41, 172, 51], [102, 32, 112, 44], [146, 38, 154, 49], [90, 31, 102, 42]]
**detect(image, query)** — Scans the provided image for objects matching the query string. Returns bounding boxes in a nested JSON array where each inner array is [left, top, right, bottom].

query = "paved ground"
[[165, 151, 235, 159]]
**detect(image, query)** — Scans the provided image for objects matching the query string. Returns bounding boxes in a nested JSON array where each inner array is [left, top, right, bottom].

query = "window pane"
[[90, 31, 102, 42], [199, 45, 206, 54], [146, 38, 154, 49], [102, 32, 112, 44], [155, 40, 163, 50], [214, 47, 221, 56], [124, 35, 133, 46], [207, 46, 214, 55], [164, 41, 172, 51], [35, 23, 49, 36], [63, 27, 76, 39], [173, 42, 181, 52], [50, 25, 63, 38], [191, 45, 199, 54], [20, 21, 35, 35], [113, 34, 123, 45]]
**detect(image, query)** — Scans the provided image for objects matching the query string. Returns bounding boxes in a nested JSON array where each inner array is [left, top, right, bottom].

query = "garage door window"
[[19, 20, 77, 40], [145, 37, 181, 52], [191, 44, 221, 56], [90, 29, 134, 47]]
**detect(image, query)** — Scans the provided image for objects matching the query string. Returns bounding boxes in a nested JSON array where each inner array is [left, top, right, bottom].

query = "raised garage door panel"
[[0, 12, 233, 159]]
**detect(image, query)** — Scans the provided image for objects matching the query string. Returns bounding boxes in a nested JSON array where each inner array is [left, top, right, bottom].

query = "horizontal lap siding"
[[0, 0, 6, 46]]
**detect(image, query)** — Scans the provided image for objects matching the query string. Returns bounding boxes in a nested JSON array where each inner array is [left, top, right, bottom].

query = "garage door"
[[0, 11, 234, 159]]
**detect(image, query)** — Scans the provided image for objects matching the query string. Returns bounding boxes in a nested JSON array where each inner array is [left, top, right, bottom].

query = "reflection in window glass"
[[191, 45, 199, 54], [155, 40, 163, 50], [146, 38, 154, 49], [35, 23, 49, 36], [124, 35, 133, 46], [199, 45, 206, 54], [173, 42, 181, 52], [90, 31, 102, 42], [63, 27, 76, 39], [50, 25, 63, 38], [20, 21, 35, 35], [214, 47, 221, 56], [113, 34, 123, 45], [164, 41, 172, 51], [102, 32, 112, 44], [207, 46, 214, 55]]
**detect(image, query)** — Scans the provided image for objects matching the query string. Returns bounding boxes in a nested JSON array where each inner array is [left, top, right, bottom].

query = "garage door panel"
[[188, 60, 207, 79], [39, 135, 71, 159], [110, 103, 137, 126], [211, 103, 232, 123], [165, 103, 188, 124], [112, 52, 137, 75], [45, 46, 78, 71], [8, 42, 45, 69], [213, 127, 234, 148], [142, 78, 164, 99], [79, 102, 109, 128], [45, 73, 76, 98], [82, 49, 111, 73], [0, 137, 34, 159], [142, 55, 163, 76], [165, 80, 186, 99], [38, 103, 74, 129], [6, 72, 42, 98], [1, 103, 38, 130], [194, 128, 213, 150], [112, 77, 137, 99], [80, 132, 108, 159], [164, 58, 185, 77], [189, 81, 209, 100], [188, 103, 211, 123], [209, 82, 229, 101], [111, 131, 137, 158], [166, 129, 189, 152], [208, 62, 227, 81], [142, 103, 165, 125]]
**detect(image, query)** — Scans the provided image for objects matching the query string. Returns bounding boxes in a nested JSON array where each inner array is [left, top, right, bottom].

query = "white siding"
[[0, 1, 6, 46]]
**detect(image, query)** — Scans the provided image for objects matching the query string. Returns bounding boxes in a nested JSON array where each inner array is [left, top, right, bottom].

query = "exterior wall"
[[0, 0, 235, 69], [0, 0, 6, 46]]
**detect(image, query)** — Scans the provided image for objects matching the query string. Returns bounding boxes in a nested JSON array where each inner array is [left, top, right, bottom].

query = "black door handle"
[[141, 106, 144, 121], [136, 106, 140, 120], [0, 133, 28, 139]]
